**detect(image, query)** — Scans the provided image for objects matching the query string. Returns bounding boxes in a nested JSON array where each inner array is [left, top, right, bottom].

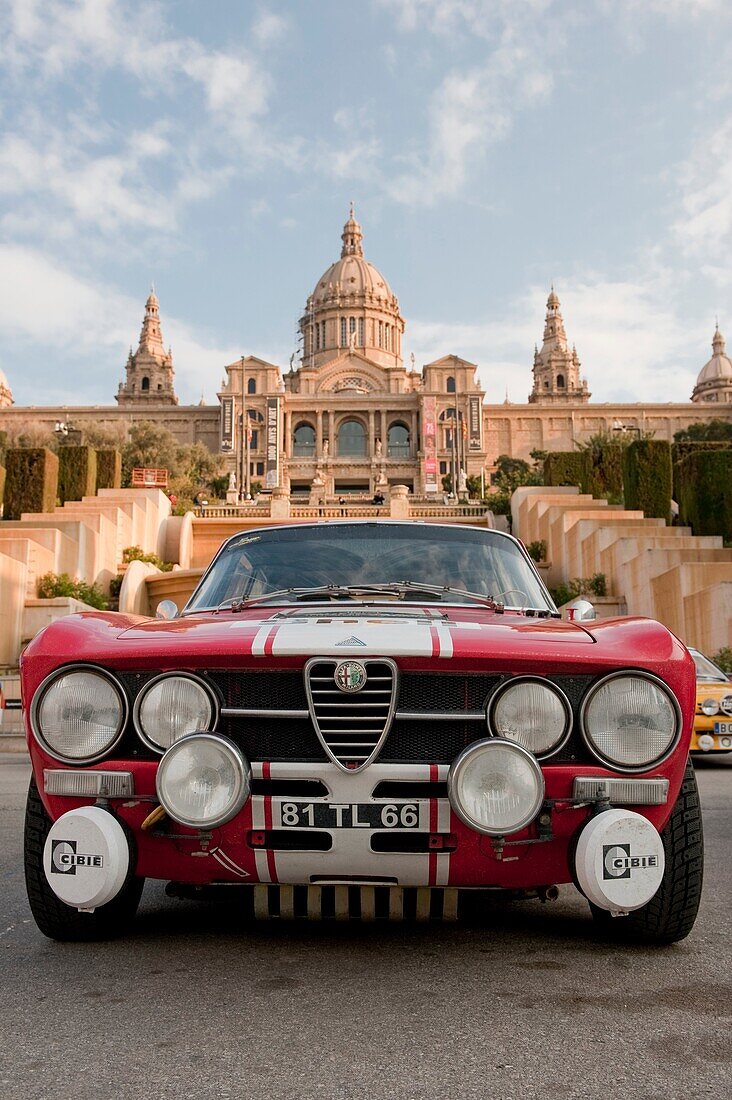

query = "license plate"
[[277, 801, 423, 829], [714, 722, 732, 735]]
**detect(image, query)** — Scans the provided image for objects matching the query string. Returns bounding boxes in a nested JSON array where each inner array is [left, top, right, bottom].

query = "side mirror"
[[156, 599, 179, 621], [565, 598, 596, 622]]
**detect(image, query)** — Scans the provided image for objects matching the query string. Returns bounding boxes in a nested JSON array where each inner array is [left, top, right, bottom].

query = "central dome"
[[298, 206, 405, 373], [311, 208, 393, 304]]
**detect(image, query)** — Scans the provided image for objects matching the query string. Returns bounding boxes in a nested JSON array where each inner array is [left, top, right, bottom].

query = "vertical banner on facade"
[[469, 396, 482, 450], [422, 396, 438, 493], [265, 396, 280, 489], [220, 397, 233, 450]]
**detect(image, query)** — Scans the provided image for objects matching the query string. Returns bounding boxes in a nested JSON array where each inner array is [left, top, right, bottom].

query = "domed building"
[[691, 324, 732, 404], [217, 206, 486, 497], [1, 205, 731, 490]]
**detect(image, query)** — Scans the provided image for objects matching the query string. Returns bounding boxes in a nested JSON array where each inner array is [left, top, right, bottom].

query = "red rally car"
[[21, 521, 703, 944]]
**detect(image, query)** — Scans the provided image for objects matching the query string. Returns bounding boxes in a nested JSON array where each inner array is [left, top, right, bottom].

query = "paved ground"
[[0, 753, 730, 1100]]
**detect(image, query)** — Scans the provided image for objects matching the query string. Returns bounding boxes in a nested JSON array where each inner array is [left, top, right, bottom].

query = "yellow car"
[[689, 648, 732, 753]]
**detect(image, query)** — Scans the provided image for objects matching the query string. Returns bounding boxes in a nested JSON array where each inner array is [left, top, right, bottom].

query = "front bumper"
[[37, 756, 680, 892]]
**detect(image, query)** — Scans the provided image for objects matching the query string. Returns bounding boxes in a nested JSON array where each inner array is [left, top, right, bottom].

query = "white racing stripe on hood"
[[255, 619, 437, 657]]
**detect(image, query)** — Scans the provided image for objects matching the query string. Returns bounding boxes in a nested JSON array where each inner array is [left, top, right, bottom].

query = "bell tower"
[[529, 288, 590, 404], [116, 289, 178, 405]]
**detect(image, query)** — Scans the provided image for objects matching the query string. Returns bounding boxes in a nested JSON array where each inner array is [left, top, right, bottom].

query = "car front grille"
[[118, 669, 595, 766], [305, 659, 397, 769]]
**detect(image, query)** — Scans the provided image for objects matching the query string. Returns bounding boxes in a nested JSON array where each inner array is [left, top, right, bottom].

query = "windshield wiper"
[[215, 581, 506, 612]]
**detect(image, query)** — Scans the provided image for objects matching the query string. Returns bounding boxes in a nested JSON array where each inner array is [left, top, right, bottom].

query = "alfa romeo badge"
[[334, 660, 367, 693]]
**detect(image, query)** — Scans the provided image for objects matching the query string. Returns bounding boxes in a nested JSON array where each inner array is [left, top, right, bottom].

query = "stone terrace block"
[[684, 583, 732, 653], [651, 562, 732, 642], [0, 537, 55, 598]]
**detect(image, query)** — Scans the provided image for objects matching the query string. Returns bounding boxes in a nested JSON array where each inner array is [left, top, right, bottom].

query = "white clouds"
[[673, 117, 732, 287], [0, 123, 175, 235], [408, 271, 703, 404], [383, 4, 556, 204], [0, 244, 242, 403], [252, 10, 290, 47]]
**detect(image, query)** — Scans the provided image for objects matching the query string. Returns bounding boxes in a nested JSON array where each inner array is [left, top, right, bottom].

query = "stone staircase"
[[512, 486, 732, 653]]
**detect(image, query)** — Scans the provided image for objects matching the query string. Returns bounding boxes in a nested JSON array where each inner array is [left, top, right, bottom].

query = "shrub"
[[58, 446, 97, 504], [109, 575, 123, 599], [37, 572, 108, 610], [712, 647, 732, 675], [676, 449, 732, 541], [0, 464, 5, 513], [580, 437, 624, 501], [172, 496, 195, 517], [543, 451, 589, 489], [121, 545, 174, 572], [671, 441, 731, 502], [527, 539, 547, 562], [96, 449, 122, 490], [3, 448, 58, 519], [622, 439, 672, 520]]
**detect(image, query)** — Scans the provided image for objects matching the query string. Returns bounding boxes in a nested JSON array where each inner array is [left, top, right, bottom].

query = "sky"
[[0, 0, 730, 408]]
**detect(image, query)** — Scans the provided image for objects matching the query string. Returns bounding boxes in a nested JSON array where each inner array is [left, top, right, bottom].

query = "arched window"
[[340, 318, 347, 346], [141, 376, 150, 392], [556, 374, 565, 389], [315, 324, 321, 351], [378, 321, 383, 348], [387, 422, 410, 458], [446, 376, 456, 393], [247, 377, 256, 394], [338, 418, 367, 457], [293, 421, 316, 457], [358, 318, 364, 346]]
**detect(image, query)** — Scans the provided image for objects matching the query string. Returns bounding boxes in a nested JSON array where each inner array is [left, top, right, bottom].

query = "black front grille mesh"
[[115, 669, 596, 765]]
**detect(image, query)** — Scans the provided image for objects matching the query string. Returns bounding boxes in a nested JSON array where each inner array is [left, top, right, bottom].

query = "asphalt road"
[[0, 754, 730, 1100]]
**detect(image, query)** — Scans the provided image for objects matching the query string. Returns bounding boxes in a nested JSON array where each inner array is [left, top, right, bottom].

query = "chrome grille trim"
[[305, 657, 398, 772], [221, 708, 309, 719]]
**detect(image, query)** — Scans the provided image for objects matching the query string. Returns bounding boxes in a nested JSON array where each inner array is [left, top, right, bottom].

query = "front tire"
[[590, 760, 703, 945], [24, 779, 144, 942]]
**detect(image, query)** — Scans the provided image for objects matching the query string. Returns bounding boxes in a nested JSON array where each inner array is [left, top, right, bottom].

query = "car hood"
[[23, 602, 685, 674]]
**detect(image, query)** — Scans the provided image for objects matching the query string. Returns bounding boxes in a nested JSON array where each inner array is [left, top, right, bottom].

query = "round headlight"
[[581, 673, 680, 770], [701, 697, 720, 716], [32, 666, 126, 763], [448, 739, 545, 836], [720, 695, 732, 717], [156, 733, 250, 829], [134, 674, 215, 752], [489, 678, 571, 757]]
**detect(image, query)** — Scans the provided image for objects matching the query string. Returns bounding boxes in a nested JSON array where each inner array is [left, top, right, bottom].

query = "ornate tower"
[[116, 289, 178, 406], [298, 205, 405, 371], [691, 324, 732, 404], [529, 288, 590, 404]]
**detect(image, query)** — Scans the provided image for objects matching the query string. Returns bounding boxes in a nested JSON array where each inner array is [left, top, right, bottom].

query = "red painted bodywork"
[[21, 603, 696, 892]]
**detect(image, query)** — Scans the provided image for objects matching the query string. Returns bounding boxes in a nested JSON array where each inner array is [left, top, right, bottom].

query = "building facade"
[[0, 206, 730, 490]]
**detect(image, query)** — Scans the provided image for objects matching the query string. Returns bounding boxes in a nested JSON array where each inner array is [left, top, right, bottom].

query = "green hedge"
[[543, 451, 590, 489], [585, 442, 624, 501], [58, 446, 97, 504], [671, 440, 731, 502], [622, 439, 672, 520], [95, 449, 122, 491], [3, 448, 59, 519], [677, 449, 732, 541]]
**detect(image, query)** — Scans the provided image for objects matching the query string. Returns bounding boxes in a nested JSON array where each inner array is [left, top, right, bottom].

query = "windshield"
[[185, 523, 553, 613], [690, 650, 730, 682]]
